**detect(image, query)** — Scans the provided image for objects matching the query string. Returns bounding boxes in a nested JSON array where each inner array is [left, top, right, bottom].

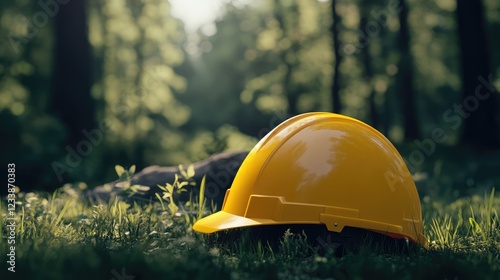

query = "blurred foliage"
[[0, 0, 65, 187], [0, 0, 499, 191]]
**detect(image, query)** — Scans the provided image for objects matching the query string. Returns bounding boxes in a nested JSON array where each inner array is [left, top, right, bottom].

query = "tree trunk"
[[330, 0, 342, 113], [397, 0, 419, 141], [456, 0, 500, 149], [376, 11, 391, 137], [128, 0, 147, 168], [273, 0, 300, 116], [51, 0, 95, 148], [359, 11, 378, 128]]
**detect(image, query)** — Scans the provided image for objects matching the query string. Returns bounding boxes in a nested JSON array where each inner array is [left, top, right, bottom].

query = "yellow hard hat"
[[193, 112, 428, 248]]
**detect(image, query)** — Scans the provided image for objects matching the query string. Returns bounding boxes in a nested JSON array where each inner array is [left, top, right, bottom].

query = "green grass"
[[1, 179, 499, 279]]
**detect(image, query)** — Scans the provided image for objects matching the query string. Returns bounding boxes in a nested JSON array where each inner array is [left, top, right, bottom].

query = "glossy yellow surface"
[[193, 112, 428, 247]]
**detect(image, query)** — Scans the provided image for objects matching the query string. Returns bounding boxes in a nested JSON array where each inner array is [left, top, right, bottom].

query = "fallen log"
[[86, 151, 249, 209]]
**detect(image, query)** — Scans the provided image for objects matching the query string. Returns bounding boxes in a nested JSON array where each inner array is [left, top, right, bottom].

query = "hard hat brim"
[[193, 210, 277, 233]]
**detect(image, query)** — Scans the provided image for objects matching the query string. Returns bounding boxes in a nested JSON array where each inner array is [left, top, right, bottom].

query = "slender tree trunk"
[[397, 0, 419, 140], [51, 0, 95, 147], [273, 0, 300, 116], [128, 0, 147, 167], [284, 65, 299, 116], [330, 0, 342, 113], [377, 13, 391, 137], [359, 11, 378, 128], [456, 0, 500, 149], [89, 0, 106, 120]]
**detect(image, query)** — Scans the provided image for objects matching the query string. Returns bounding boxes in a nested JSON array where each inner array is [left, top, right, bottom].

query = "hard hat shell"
[[193, 112, 428, 248]]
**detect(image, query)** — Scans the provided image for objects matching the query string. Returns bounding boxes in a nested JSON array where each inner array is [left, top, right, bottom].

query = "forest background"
[[1, 0, 499, 197]]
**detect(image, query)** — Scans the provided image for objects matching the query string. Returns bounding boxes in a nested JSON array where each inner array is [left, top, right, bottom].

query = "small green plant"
[[156, 164, 196, 216], [197, 175, 207, 222], [111, 164, 150, 197], [429, 212, 462, 250], [279, 229, 313, 260], [468, 188, 497, 242]]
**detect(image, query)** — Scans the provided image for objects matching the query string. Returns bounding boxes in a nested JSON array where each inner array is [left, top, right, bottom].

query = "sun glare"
[[169, 0, 225, 33]]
